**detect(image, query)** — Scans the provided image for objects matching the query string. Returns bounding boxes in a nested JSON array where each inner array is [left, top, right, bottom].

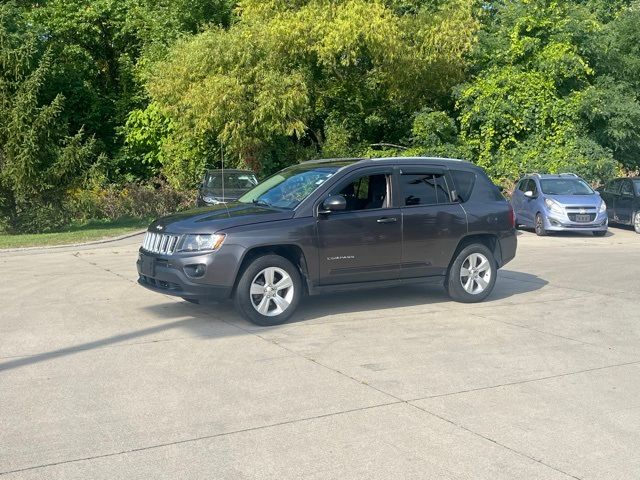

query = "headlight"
[[177, 234, 226, 252], [599, 201, 607, 213], [203, 196, 221, 204], [544, 198, 565, 215]]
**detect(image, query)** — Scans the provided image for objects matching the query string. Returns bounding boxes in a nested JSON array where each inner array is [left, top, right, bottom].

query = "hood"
[[545, 193, 603, 207], [149, 202, 294, 234]]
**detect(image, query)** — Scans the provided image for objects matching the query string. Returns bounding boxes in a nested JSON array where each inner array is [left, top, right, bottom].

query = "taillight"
[[508, 205, 516, 228]]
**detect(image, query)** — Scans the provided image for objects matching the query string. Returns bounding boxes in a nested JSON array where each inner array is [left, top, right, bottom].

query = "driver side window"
[[333, 174, 389, 211]]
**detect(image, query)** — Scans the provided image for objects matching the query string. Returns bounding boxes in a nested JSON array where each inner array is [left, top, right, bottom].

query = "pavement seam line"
[[222, 319, 406, 403], [0, 402, 402, 477], [72, 252, 136, 285], [406, 358, 640, 402], [471, 312, 602, 347], [219, 320, 587, 479], [407, 402, 583, 480]]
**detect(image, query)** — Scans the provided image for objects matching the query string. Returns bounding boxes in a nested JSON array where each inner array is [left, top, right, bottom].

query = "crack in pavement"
[[0, 402, 402, 477], [407, 402, 583, 480], [406, 358, 640, 402]]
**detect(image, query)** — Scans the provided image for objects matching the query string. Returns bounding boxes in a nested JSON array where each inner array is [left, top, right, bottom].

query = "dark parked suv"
[[138, 157, 517, 325], [598, 177, 640, 233]]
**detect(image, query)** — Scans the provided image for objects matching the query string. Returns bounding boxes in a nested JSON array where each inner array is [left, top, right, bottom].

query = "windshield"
[[540, 178, 594, 195], [204, 172, 258, 190], [634, 180, 640, 196], [238, 164, 342, 209]]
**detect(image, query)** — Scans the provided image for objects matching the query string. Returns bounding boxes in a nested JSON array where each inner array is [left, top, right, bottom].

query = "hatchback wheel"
[[446, 244, 497, 303], [234, 255, 302, 326], [635, 212, 640, 234], [535, 213, 547, 236]]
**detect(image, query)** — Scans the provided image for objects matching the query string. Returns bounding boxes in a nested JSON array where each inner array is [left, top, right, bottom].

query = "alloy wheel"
[[459, 253, 492, 295], [250, 267, 295, 317]]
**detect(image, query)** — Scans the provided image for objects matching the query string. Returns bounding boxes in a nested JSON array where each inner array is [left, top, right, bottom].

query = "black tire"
[[446, 244, 497, 303], [183, 298, 200, 304], [535, 213, 547, 236], [234, 254, 302, 326], [592, 230, 607, 237]]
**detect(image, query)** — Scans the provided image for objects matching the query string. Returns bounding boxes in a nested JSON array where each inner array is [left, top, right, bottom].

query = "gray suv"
[[138, 157, 517, 325]]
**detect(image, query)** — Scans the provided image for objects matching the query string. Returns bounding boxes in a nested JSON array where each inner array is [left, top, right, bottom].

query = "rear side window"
[[621, 180, 633, 196], [400, 173, 451, 206], [451, 170, 476, 202]]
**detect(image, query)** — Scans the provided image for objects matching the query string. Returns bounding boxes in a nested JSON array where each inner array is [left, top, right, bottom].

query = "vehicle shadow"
[[0, 270, 546, 373], [0, 316, 221, 373], [286, 270, 547, 324]]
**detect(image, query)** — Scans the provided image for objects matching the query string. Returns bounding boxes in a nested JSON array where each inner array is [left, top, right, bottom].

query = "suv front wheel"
[[446, 244, 497, 303], [234, 254, 302, 326]]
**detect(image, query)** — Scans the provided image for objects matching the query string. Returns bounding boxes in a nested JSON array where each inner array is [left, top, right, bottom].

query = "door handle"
[[377, 217, 397, 224]]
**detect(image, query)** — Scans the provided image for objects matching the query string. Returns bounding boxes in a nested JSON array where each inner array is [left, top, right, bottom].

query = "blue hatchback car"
[[511, 173, 608, 236]]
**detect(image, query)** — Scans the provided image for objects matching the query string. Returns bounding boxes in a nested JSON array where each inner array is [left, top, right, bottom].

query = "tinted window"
[[332, 174, 389, 211], [604, 180, 621, 195], [529, 179, 538, 195], [450, 170, 476, 202], [400, 173, 450, 206], [621, 180, 634, 196], [634, 180, 640, 196], [540, 179, 594, 195]]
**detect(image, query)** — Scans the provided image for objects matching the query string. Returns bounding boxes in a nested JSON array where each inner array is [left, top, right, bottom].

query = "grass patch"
[[0, 217, 152, 249]]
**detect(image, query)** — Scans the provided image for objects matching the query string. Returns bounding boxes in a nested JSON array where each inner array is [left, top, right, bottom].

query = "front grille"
[[568, 213, 596, 223], [142, 232, 180, 255]]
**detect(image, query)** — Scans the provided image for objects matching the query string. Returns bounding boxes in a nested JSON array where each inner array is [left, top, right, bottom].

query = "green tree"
[[0, 3, 98, 232], [136, 0, 478, 188], [454, 0, 633, 183]]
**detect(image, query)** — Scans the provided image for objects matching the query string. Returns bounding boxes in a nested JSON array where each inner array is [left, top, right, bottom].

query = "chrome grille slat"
[[141, 232, 180, 255]]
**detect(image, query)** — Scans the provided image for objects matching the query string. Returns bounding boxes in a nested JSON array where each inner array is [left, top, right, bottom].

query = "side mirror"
[[524, 191, 535, 199], [320, 195, 347, 214]]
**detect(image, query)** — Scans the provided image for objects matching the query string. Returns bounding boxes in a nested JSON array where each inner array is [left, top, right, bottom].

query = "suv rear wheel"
[[634, 212, 640, 234], [446, 244, 497, 303], [234, 254, 302, 326]]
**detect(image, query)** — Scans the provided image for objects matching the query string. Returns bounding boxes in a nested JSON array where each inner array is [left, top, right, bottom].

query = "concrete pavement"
[[1, 228, 639, 479]]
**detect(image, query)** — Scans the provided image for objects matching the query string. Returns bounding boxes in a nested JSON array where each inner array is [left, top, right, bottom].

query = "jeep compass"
[[137, 157, 517, 325]]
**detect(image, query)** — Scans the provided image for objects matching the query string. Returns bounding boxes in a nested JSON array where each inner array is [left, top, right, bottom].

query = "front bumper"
[[543, 211, 608, 232], [136, 250, 233, 301]]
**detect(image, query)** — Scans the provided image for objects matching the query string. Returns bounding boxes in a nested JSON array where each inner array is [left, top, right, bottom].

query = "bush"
[[66, 179, 194, 223]]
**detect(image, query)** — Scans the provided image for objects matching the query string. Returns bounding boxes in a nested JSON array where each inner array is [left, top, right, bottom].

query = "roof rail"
[[558, 172, 579, 177]]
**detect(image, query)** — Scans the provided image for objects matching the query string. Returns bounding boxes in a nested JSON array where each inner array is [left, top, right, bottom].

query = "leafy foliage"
[[2, 0, 640, 233]]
